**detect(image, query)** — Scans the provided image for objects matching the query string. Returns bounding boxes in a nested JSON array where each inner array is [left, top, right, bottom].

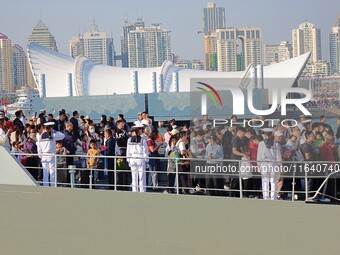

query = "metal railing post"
[[292, 167, 296, 201], [54, 154, 58, 187], [176, 159, 179, 195], [304, 165, 308, 200], [114, 157, 117, 191], [69, 165, 76, 188], [89, 168, 93, 190], [238, 161, 243, 199]]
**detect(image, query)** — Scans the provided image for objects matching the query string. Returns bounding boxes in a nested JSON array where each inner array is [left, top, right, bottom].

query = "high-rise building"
[[330, 16, 340, 74], [216, 27, 262, 72], [12, 44, 27, 89], [264, 44, 279, 66], [69, 35, 84, 58], [202, 2, 225, 70], [204, 32, 218, 70], [175, 59, 204, 70], [278, 41, 292, 62], [0, 33, 14, 93], [28, 20, 58, 51], [128, 23, 171, 68], [191, 59, 204, 70], [292, 21, 321, 62], [83, 21, 114, 65], [304, 60, 331, 76], [69, 20, 115, 66], [264, 41, 292, 65], [121, 19, 145, 67], [203, 2, 226, 35]]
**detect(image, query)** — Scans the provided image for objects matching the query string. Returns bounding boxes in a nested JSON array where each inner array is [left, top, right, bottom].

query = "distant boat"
[[5, 86, 39, 118]]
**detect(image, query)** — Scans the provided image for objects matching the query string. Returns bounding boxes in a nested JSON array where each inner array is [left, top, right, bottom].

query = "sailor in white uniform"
[[257, 128, 282, 200], [37, 122, 65, 186], [126, 124, 148, 192]]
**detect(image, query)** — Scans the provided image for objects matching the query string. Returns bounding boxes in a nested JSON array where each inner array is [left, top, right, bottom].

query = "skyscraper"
[[0, 33, 14, 93], [71, 20, 115, 66], [216, 27, 262, 72], [202, 2, 225, 70], [69, 35, 84, 58], [28, 20, 58, 51], [203, 2, 226, 35], [204, 32, 218, 70], [128, 24, 171, 68], [304, 60, 331, 76], [264, 41, 292, 65], [292, 21, 321, 62], [121, 19, 145, 67], [330, 16, 340, 74], [12, 44, 27, 89]]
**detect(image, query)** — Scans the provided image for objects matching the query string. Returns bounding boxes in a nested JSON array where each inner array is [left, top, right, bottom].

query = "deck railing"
[[9, 151, 340, 202]]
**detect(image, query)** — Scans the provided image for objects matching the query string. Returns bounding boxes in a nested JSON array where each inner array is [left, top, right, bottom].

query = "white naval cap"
[[274, 131, 283, 137], [262, 128, 273, 133], [170, 129, 179, 136], [132, 123, 144, 129], [44, 122, 55, 126], [301, 119, 312, 124]]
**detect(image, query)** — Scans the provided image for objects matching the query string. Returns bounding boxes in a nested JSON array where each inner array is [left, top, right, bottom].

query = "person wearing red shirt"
[[319, 134, 338, 162], [249, 135, 263, 167]]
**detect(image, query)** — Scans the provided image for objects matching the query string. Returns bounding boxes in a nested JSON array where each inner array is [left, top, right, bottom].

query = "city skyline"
[[0, 0, 339, 61]]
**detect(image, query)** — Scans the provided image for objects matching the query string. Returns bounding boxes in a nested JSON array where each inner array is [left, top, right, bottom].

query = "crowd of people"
[[305, 99, 339, 109], [0, 108, 340, 201]]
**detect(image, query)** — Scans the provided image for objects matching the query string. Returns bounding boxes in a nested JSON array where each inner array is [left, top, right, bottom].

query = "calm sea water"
[[313, 118, 338, 134]]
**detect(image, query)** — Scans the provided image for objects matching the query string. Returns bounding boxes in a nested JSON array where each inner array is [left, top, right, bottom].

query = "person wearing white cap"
[[299, 119, 312, 146], [126, 124, 148, 192], [134, 113, 143, 127], [297, 115, 306, 132], [257, 128, 282, 200], [37, 122, 65, 186]]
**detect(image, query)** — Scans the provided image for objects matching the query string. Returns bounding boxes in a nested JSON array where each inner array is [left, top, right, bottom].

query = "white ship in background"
[[5, 86, 39, 118]]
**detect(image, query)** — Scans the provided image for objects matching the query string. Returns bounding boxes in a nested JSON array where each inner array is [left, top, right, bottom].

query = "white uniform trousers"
[[130, 164, 146, 192], [42, 161, 56, 187], [261, 171, 278, 200]]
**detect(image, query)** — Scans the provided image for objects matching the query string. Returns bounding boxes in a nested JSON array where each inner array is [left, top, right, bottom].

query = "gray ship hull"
[[1, 184, 339, 255]]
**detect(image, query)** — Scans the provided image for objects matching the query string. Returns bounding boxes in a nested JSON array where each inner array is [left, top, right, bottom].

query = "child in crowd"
[[56, 140, 68, 186], [314, 131, 324, 149], [85, 139, 101, 188]]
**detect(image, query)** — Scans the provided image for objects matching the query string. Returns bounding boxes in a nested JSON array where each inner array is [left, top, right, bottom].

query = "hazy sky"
[[1, 0, 339, 61]]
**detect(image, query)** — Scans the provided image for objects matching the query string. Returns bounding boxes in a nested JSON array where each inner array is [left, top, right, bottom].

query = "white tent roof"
[[27, 42, 310, 97]]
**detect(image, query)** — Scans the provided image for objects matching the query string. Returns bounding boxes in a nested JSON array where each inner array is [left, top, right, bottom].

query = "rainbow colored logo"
[[196, 82, 223, 106]]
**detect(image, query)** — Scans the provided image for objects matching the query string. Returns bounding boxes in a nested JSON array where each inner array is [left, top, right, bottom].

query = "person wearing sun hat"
[[37, 122, 65, 186], [257, 127, 282, 200]]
